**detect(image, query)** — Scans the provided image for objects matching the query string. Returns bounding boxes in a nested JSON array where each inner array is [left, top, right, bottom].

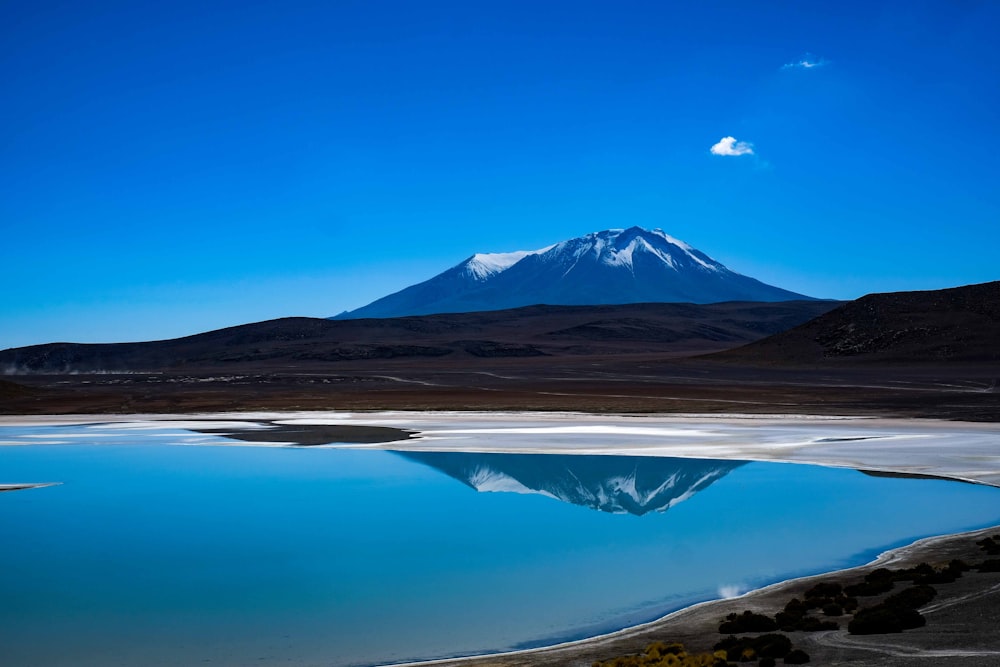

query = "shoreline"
[[395, 523, 1000, 667], [5, 410, 999, 487]]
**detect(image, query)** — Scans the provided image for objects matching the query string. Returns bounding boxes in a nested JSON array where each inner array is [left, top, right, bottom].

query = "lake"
[[2, 420, 1000, 666]]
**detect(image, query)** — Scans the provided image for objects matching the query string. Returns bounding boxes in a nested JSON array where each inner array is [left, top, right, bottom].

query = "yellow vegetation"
[[592, 641, 729, 667]]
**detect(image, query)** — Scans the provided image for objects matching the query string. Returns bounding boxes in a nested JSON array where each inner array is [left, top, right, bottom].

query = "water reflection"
[[396, 451, 744, 515], [190, 422, 743, 516]]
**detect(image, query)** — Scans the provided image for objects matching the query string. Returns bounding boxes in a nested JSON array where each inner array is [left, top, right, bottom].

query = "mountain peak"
[[545, 227, 725, 275], [335, 226, 813, 319]]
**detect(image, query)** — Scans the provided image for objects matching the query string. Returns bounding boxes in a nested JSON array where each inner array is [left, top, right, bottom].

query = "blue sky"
[[2, 1, 998, 348]]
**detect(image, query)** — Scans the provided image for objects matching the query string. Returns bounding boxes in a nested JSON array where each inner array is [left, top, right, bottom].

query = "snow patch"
[[464, 245, 556, 280], [456, 227, 730, 285], [539, 228, 723, 274], [466, 251, 533, 280], [422, 425, 716, 437], [647, 229, 722, 272], [468, 467, 557, 498]]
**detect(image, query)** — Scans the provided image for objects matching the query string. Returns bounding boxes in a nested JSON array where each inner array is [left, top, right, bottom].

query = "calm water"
[[2, 424, 1000, 666]]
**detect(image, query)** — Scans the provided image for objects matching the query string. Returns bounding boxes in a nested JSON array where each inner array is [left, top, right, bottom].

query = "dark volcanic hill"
[[0, 300, 837, 374], [712, 281, 1000, 365], [337, 227, 814, 319]]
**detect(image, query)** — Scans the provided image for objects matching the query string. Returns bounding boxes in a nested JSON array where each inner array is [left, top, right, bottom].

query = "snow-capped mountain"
[[336, 227, 812, 319], [395, 451, 744, 516]]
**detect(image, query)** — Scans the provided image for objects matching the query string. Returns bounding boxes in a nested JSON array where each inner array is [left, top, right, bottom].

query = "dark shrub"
[[845, 579, 894, 596], [906, 563, 935, 579], [714, 635, 737, 649], [713, 635, 743, 661], [841, 597, 859, 612], [760, 658, 776, 667], [949, 559, 971, 573], [822, 603, 843, 616], [893, 607, 927, 631], [784, 648, 811, 664], [978, 559, 1000, 572], [753, 634, 793, 658], [784, 598, 807, 616], [799, 597, 821, 611], [885, 585, 937, 610], [719, 610, 778, 633], [916, 570, 957, 585], [867, 568, 895, 583], [776, 597, 838, 631], [714, 634, 792, 661], [801, 596, 821, 610], [977, 536, 1000, 555], [719, 621, 738, 634], [740, 610, 779, 631], [776, 598, 807, 628], [849, 605, 926, 634], [775, 612, 799, 631]]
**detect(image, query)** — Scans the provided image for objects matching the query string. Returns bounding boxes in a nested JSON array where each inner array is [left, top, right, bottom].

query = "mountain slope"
[[337, 227, 813, 319], [711, 281, 1000, 365]]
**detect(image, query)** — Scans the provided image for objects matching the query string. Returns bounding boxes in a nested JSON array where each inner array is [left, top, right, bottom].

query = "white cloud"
[[710, 136, 754, 156], [782, 55, 827, 70]]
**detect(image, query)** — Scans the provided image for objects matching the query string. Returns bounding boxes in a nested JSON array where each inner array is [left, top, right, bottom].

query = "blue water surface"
[[1, 425, 999, 666]]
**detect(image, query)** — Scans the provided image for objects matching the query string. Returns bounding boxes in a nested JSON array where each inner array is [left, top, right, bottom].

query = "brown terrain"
[[1, 284, 998, 420], [2, 299, 848, 415]]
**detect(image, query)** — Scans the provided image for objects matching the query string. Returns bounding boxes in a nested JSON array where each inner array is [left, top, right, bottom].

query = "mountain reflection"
[[395, 451, 744, 516]]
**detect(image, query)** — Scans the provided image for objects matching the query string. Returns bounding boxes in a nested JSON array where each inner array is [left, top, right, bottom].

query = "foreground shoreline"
[[390, 523, 1000, 667]]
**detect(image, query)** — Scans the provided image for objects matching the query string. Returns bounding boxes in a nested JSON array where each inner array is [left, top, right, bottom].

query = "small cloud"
[[710, 136, 754, 157], [782, 55, 827, 70]]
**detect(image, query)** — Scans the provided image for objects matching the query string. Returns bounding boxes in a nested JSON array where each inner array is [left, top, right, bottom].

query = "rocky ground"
[[3, 355, 998, 421]]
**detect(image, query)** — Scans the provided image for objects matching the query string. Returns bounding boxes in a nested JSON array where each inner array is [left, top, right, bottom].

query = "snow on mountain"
[[395, 451, 744, 516], [536, 227, 725, 276], [464, 247, 552, 280], [336, 226, 813, 319]]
